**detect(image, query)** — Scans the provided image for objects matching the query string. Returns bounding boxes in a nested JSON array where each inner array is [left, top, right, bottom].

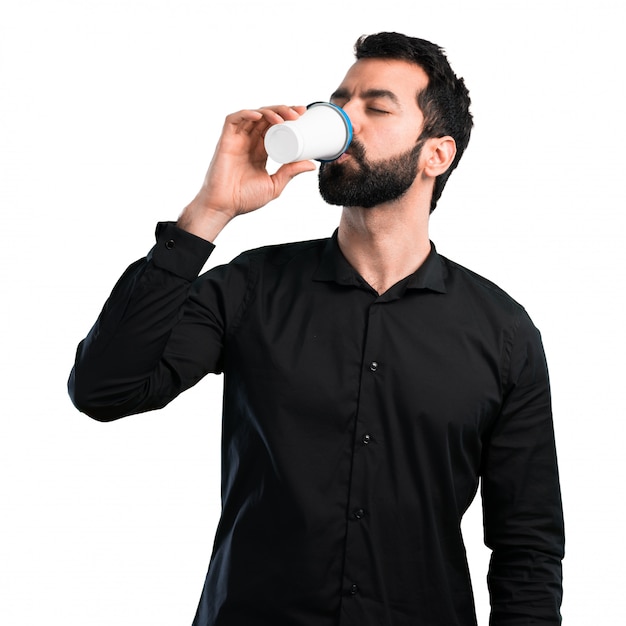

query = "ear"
[[423, 136, 456, 178]]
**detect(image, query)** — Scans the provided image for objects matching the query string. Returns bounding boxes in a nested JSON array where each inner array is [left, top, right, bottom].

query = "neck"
[[337, 195, 431, 295]]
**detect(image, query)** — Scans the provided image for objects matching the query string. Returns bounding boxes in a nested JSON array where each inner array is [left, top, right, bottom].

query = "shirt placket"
[[340, 300, 384, 624]]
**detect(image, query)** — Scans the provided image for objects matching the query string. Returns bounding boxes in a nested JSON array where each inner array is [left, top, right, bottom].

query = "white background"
[[1, 0, 624, 624]]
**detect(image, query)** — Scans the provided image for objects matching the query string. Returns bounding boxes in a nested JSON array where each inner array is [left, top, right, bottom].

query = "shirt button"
[[165, 239, 176, 250], [362, 433, 372, 445], [369, 361, 379, 372], [350, 583, 359, 595], [353, 508, 365, 520]]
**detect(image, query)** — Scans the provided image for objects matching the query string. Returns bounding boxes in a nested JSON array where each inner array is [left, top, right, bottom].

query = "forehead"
[[334, 58, 429, 102]]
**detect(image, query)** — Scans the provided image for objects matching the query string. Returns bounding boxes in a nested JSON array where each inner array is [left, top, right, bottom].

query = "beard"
[[318, 138, 424, 209]]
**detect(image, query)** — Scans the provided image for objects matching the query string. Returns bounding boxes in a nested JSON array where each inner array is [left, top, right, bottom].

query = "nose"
[[340, 101, 361, 136]]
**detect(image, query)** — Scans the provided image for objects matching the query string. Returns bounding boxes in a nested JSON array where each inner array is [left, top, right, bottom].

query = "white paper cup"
[[264, 102, 353, 163]]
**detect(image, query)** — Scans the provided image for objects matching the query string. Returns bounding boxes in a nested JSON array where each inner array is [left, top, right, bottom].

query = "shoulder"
[[224, 237, 331, 283], [198, 237, 330, 292], [439, 254, 548, 375], [438, 253, 539, 337], [440, 254, 525, 311], [239, 237, 330, 266]]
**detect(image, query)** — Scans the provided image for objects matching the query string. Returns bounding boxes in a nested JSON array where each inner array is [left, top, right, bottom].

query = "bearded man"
[[69, 32, 564, 626]]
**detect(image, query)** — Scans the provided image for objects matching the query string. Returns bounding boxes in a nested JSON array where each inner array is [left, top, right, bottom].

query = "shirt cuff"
[[148, 221, 215, 280]]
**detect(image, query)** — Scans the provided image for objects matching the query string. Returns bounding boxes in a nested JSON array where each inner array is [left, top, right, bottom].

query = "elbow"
[[67, 366, 133, 422]]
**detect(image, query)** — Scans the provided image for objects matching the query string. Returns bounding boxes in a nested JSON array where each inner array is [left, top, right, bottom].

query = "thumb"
[[271, 160, 317, 197]]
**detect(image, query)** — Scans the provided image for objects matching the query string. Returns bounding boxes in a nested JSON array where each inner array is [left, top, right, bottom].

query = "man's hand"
[[177, 105, 317, 241]]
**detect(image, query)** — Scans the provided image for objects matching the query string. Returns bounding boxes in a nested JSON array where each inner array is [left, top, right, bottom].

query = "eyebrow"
[[330, 88, 402, 108]]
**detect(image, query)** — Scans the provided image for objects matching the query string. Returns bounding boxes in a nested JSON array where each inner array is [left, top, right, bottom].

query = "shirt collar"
[[313, 230, 447, 298]]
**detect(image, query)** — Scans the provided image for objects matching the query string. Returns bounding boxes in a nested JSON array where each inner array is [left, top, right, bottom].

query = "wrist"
[[177, 199, 234, 243]]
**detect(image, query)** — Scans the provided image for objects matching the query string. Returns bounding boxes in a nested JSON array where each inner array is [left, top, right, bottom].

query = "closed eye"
[[368, 107, 390, 114]]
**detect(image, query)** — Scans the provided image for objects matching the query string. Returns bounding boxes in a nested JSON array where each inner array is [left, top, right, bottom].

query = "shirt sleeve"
[[481, 313, 565, 625], [67, 221, 248, 421]]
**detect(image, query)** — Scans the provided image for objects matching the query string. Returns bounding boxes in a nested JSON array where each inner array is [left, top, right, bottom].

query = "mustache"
[[319, 138, 369, 179], [345, 138, 367, 163]]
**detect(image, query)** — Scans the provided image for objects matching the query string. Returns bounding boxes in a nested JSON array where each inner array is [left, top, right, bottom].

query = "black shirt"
[[69, 222, 564, 625]]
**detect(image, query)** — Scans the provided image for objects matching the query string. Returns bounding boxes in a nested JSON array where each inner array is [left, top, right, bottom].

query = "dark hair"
[[354, 32, 473, 212]]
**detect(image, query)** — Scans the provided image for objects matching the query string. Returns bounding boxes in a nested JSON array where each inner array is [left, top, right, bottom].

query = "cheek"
[[368, 130, 417, 160]]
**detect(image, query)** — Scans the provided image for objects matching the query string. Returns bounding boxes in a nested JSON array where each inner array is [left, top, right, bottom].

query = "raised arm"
[[68, 105, 315, 420]]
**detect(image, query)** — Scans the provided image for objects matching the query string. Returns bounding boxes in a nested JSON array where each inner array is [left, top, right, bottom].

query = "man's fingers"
[[224, 105, 305, 136]]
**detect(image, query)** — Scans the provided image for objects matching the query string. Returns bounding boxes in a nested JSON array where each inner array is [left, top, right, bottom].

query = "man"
[[69, 32, 564, 625]]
